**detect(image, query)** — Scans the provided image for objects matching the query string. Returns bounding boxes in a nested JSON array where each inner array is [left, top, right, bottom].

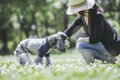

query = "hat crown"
[[67, 0, 95, 15], [69, 0, 85, 6]]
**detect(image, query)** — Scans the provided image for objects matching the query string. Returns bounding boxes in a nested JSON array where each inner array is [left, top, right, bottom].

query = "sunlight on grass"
[[0, 49, 120, 80]]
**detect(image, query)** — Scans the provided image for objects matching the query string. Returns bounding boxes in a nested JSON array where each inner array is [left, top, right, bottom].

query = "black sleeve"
[[89, 14, 105, 43], [64, 16, 84, 37]]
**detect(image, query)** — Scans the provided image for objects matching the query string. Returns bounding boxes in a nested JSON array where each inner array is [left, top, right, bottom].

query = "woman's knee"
[[76, 42, 88, 50]]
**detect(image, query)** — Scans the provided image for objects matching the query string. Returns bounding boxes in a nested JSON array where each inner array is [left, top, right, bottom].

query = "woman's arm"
[[64, 16, 84, 37]]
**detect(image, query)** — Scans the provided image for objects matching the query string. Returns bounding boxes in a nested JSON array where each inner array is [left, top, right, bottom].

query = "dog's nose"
[[61, 48, 65, 52]]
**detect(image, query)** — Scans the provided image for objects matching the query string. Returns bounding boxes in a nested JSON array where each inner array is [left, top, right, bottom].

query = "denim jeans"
[[76, 42, 116, 64]]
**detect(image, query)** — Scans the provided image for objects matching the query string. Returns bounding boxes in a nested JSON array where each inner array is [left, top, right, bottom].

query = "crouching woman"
[[64, 0, 120, 64]]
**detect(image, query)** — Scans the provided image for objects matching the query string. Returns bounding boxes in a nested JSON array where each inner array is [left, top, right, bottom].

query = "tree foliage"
[[0, 0, 119, 54], [97, 0, 120, 33]]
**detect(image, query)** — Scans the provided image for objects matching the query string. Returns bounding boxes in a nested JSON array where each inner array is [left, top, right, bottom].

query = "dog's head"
[[55, 32, 68, 52]]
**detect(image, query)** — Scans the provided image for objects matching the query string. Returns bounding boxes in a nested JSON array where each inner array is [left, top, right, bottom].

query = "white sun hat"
[[66, 0, 95, 15]]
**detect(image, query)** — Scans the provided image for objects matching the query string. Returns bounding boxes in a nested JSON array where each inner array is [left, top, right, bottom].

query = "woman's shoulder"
[[96, 12, 104, 18], [95, 12, 106, 22]]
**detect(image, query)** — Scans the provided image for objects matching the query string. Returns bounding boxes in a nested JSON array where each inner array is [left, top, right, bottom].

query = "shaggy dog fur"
[[14, 32, 68, 66]]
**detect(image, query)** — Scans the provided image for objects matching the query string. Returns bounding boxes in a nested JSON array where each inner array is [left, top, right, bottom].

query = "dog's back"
[[20, 38, 47, 54]]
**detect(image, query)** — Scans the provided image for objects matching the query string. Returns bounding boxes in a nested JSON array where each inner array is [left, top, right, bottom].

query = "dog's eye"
[[60, 35, 66, 40]]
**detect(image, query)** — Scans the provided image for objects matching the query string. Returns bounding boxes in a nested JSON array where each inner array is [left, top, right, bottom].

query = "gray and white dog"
[[14, 32, 68, 66]]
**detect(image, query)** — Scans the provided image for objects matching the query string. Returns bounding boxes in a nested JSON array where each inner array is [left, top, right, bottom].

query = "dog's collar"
[[46, 37, 52, 48]]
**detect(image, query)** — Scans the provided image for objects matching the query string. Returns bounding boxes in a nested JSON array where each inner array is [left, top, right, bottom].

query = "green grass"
[[0, 49, 120, 80]]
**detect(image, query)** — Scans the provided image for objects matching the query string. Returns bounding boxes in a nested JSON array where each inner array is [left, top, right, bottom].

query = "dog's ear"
[[57, 32, 68, 40], [61, 34, 67, 40]]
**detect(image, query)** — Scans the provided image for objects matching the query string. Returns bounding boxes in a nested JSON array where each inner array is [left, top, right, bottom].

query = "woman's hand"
[[76, 37, 89, 44], [65, 39, 70, 48]]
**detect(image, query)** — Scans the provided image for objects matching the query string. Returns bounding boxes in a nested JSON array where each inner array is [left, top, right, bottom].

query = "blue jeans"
[[76, 42, 116, 64]]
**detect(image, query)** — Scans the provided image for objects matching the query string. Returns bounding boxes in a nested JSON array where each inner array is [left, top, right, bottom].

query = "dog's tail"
[[14, 45, 32, 66]]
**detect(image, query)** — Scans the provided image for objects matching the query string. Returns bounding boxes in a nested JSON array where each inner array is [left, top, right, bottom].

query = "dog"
[[14, 32, 68, 66]]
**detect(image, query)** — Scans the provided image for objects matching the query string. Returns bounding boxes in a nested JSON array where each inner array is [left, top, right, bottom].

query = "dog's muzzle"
[[56, 38, 65, 52], [55, 32, 69, 52]]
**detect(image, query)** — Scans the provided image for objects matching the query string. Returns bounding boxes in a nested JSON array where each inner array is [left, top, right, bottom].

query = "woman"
[[64, 0, 120, 64]]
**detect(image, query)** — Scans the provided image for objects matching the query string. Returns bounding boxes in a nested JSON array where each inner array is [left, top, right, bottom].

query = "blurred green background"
[[0, 0, 120, 54]]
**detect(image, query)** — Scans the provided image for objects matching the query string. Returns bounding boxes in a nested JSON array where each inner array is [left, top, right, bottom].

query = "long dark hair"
[[79, 3, 103, 16], [93, 3, 104, 13], [87, 3, 104, 36]]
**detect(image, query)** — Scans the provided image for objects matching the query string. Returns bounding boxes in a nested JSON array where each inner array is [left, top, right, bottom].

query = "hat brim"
[[66, 0, 95, 15]]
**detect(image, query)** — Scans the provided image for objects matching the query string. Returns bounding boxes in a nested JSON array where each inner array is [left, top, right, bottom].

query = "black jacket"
[[64, 9, 120, 56]]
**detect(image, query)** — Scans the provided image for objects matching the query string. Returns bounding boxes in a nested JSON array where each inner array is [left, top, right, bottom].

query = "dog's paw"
[[45, 62, 52, 67], [34, 56, 43, 65], [45, 57, 52, 67]]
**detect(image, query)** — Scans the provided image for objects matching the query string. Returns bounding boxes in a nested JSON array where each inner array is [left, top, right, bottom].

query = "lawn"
[[0, 49, 120, 80]]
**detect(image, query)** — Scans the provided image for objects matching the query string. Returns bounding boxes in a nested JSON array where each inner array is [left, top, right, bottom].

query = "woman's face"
[[76, 10, 88, 16]]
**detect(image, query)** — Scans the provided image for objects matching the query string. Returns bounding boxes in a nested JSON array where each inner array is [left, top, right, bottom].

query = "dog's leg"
[[34, 56, 43, 65], [19, 55, 26, 66], [35, 42, 50, 65], [34, 51, 44, 65], [14, 44, 31, 66], [45, 52, 51, 67], [14, 51, 31, 66]]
